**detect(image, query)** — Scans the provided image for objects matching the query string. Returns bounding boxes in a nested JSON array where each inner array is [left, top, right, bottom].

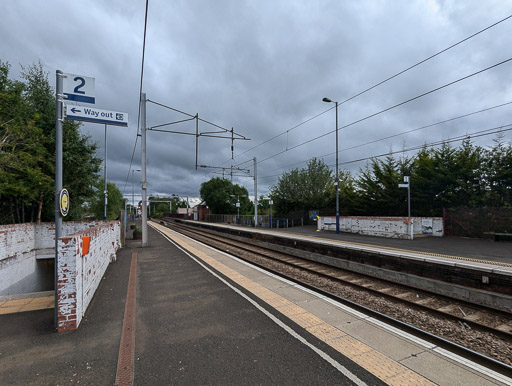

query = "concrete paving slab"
[[270, 284, 322, 304], [399, 350, 498, 386], [300, 298, 364, 325], [333, 318, 427, 362], [0, 296, 54, 315]]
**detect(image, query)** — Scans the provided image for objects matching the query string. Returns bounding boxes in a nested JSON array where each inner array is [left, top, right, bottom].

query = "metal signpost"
[[230, 194, 246, 225], [398, 176, 412, 239], [141, 93, 148, 247], [253, 157, 258, 228], [55, 70, 96, 329]]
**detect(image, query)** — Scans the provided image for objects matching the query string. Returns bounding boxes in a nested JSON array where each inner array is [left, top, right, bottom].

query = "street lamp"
[[263, 197, 273, 229], [131, 169, 141, 218], [322, 97, 340, 234], [230, 194, 247, 225]]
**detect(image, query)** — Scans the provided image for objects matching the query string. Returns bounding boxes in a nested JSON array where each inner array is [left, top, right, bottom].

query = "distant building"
[[175, 203, 209, 220]]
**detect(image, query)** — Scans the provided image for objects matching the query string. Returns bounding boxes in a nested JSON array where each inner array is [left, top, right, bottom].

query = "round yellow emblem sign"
[[59, 188, 70, 216]]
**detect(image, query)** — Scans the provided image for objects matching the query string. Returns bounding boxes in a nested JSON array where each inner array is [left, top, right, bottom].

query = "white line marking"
[[152, 225, 367, 386]]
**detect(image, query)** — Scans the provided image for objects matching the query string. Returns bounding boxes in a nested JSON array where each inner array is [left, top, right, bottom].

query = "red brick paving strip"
[[115, 252, 137, 386]]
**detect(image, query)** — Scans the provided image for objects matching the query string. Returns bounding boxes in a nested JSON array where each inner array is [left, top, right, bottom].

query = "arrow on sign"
[[71, 108, 81, 113]]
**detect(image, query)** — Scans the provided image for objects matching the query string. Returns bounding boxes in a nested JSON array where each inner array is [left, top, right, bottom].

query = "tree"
[[354, 155, 412, 216], [0, 60, 101, 224], [410, 140, 485, 216], [257, 194, 270, 214], [325, 170, 357, 215], [200, 177, 250, 214], [270, 158, 332, 216], [483, 134, 512, 207], [0, 61, 53, 223], [89, 178, 124, 220]]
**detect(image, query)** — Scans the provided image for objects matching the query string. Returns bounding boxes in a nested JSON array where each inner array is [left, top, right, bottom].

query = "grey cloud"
[[1, 0, 511, 200]]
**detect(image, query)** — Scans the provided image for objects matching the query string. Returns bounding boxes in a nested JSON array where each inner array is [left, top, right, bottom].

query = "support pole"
[[335, 101, 340, 234], [269, 202, 272, 229], [195, 114, 199, 170], [141, 93, 148, 247], [103, 124, 108, 220], [124, 200, 127, 232], [408, 178, 412, 240], [54, 70, 64, 329], [253, 157, 257, 227], [231, 127, 234, 159]]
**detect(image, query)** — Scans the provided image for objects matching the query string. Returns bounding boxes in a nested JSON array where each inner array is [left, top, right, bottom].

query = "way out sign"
[[65, 105, 128, 127], [62, 73, 95, 104]]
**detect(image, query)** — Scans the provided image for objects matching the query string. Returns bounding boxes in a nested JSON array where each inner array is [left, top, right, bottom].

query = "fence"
[[204, 214, 305, 229], [444, 207, 512, 238]]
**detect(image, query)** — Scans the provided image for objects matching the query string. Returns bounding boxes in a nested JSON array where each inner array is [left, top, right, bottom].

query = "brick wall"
[[1, 223, 39, 295], [317, 216, 444, 239], [0, 221, 118, 298], [57, 221, 120, 332]]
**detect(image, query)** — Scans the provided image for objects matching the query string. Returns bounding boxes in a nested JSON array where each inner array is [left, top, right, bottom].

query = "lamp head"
[[322, 97, 332, 103]]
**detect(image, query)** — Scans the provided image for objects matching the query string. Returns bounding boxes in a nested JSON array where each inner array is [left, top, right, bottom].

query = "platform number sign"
[[62, 73, 95, 104]]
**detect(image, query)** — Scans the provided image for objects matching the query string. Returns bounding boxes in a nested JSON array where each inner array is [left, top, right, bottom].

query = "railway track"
[[157, 219, 512, 373]]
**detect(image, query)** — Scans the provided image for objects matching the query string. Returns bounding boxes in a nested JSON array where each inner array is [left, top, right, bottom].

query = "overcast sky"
[[2, 1, 512, 204]]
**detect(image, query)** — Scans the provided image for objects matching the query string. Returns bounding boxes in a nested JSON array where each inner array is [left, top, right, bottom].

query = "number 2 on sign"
[[73, 77, 86, 94]]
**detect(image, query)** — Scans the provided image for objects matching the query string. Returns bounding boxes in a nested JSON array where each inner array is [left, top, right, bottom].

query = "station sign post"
[[55, 70, 95, 329], [398, 176, 412, 239]]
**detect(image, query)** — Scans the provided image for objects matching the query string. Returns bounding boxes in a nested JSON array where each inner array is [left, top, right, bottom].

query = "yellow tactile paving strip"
[[0, 295, 54, 315], [200, 222, 512, 269], [151, 221, 435, 385]]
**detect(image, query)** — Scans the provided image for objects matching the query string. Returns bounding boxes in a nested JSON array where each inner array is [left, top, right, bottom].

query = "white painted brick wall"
[[57, 221, 120, 332], [318, 216, 444, 239], [0, 223, 39, 295], [1, 221, 119, 298]]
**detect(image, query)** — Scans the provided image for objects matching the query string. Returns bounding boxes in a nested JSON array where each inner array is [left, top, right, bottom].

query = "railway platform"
[[1, 223, 510, 385], [187, 221, 512, 265]]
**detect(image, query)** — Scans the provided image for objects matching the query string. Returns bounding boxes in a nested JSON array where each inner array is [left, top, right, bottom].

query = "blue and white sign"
[[62, 73, 95, 104], [65, 104, 128, 127]]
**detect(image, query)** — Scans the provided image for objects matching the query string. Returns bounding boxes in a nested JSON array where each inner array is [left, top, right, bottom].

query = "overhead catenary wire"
[[161, 15, 512, 197], [176, 58, 511, 195], [123, 0, 149, 195], [257, 101, 512, 178], [257, 124, 512, 183], [248, 56, 512, 167], [232, 14, 512, 160], [146, 99, 249, 140]]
